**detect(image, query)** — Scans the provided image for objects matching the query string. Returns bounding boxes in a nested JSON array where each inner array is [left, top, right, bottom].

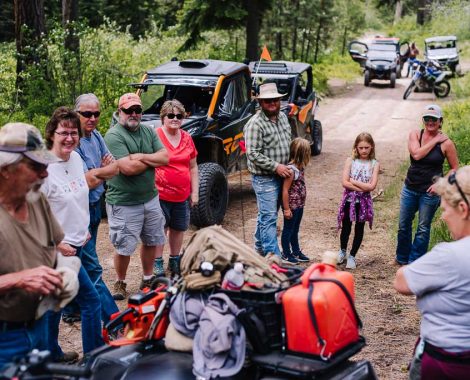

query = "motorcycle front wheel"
[[434, 80, 451, 98], [403, 81, 415, 100]]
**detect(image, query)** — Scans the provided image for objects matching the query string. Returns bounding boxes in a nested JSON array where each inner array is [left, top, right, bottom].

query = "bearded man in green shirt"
[[244, 83, 292, 260], [105, 93, 168, 300]]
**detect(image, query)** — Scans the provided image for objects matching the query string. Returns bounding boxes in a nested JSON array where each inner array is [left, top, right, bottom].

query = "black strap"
[[424, 342, 470, 364], [309, 278, 363, 329], [307, 283, 325, 347]]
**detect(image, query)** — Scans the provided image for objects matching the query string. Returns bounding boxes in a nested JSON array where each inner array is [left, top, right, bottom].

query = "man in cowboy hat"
[[244, 82, 292, 259]]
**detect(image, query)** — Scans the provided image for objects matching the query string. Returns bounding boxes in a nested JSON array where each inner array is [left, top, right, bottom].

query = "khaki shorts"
[[106, 197, 166, 256]]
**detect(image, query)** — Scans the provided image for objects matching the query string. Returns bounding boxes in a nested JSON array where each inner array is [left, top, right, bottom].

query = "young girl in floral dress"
[[281, 138, 311, 264], [337, 132, 380, 269]]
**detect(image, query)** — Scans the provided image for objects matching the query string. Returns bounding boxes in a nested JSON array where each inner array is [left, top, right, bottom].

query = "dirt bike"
[[403, 60, 451, 100]]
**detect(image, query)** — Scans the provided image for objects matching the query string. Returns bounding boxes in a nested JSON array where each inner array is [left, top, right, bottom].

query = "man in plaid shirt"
[[244, 83, 292, 257]]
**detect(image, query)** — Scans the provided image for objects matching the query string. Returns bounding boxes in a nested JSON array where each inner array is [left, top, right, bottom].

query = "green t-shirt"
[[104, 123, 164, 205]]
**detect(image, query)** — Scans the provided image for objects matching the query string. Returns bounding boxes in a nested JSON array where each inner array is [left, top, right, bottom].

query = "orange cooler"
[[282, 262, 361, 358]]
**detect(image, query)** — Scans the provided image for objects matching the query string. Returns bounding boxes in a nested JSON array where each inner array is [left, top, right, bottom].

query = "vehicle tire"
[[390, 72, 396, 88], [396, 64, 402, 79], [455, 64, 462, 77], [310, 119, 322, 156], [190, 162, 228, 227], [434, 80, 451, 98], [364, 70, 370, 87], [403, 81, 415, 100]]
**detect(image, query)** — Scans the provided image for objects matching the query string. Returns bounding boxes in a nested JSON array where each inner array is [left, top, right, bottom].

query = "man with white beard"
[[104, 93, 168, 300], [0, 123, 68, 368]]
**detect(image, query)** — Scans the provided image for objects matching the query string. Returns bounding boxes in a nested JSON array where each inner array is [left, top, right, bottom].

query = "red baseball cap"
[[118, 93, 142, 109]]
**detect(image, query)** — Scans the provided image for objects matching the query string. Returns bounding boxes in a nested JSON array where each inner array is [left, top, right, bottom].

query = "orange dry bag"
[[282, 262, 362, 359]]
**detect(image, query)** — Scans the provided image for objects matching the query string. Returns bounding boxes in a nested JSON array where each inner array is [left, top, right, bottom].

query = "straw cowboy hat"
[[257, 82, 285, 99]]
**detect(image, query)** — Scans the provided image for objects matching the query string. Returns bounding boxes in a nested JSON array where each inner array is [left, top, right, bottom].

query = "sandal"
[[62, 313, 81, 324]]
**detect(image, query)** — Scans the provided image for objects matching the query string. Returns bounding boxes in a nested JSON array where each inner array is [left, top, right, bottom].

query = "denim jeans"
[[281, 207, 304, 256], [0, 315, 47, 370], [46, 247, 104, 358], [252, 175, 282, 256], [396, 185, 440, 264], [64, 203, 118, 323]]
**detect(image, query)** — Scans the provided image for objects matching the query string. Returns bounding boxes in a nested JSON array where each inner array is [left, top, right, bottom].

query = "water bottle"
[[222, 262, 244, 290]]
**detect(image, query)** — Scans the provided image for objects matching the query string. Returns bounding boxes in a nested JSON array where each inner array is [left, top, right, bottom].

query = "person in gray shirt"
[[394, 166, 470, 380]]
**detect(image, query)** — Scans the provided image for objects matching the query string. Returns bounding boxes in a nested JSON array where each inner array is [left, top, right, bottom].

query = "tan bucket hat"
[[257, 82, 285, 99]]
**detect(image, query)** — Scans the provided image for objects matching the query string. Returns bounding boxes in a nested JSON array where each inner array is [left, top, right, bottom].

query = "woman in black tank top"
[[396, 105, 459, 265]]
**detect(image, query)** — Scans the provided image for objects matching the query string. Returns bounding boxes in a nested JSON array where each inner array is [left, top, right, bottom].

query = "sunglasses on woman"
[[448, 172, 470, 207], [166, 113, 184, 120], [423, 116, 439, 123]]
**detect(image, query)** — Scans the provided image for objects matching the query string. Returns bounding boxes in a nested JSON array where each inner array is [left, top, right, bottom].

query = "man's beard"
[[26, 180, 44, 203], [123, 118, 140, 132], [262, 104, 281, 118]]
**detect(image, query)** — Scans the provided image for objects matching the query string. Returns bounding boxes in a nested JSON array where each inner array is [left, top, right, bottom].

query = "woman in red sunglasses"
[[153, 100, 198, 277], [395, 104, 458, 265]]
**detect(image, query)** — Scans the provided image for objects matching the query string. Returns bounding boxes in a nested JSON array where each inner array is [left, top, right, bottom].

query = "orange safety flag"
[[260, 45, 272, 61]]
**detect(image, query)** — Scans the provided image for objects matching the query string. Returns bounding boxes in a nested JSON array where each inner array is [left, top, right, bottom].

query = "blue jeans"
[[281, 207, 304, 256], [64, 203, 118, 323], [396, 185, 440, 264], [252, 175, 282, 256], [0, 316, 47, 370], [46, 247, 104, 358]]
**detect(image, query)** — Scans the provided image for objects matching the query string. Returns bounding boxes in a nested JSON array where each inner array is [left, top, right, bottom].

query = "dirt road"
[[61, 75, 449, 379]]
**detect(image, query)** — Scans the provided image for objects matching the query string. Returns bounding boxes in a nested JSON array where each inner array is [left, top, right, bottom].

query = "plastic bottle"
[[222, 262, 244, 290]]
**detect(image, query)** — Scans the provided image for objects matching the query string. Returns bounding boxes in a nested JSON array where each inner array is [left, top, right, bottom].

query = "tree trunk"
[[245, 0, 261, 61], [393, 0, 402, 25], [291, 0, 300, 60], [417, 0, 432, 25], [14, 0, 46, 78], [62, 0, 81, 102], [313, 0, 325, 63], [62, 0, 79, 52], [341, 26, 348, 56], [276, 32, 283, 59]]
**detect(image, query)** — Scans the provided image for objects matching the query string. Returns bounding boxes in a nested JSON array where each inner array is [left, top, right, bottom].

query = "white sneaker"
[[337, 249, 347, 264], [346, 255, 356, 269]]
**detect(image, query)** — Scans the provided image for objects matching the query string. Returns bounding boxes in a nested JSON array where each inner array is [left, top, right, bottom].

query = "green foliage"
[[313, 53, 363, 93], [0, 22, 245, 134], [178, 0, 271, 52]]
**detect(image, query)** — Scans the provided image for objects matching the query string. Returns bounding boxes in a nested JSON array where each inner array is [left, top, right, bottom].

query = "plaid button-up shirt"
[[243, 110, 291, 175]]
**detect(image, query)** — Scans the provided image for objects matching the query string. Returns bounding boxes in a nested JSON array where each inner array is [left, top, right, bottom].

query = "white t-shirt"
[[404, 236, 470, 352], [41, 151, 90, 246]]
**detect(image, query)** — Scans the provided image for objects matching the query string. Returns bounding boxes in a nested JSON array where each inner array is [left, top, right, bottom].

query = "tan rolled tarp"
[[180, 225, 287, 290]]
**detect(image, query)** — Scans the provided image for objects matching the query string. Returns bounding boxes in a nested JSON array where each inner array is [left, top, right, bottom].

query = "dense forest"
[[0, 0, 468, 128]]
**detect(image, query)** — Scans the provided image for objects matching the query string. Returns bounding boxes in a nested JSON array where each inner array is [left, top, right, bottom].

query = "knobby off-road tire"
[[390, 72, 396, 88], [190, 162, 228, 227], [403, 81, 415, 100], [433, 80, 451, 98], [364, 70, 370, 87], [396, 64, 402, 79], [310, 119, 323, 156]]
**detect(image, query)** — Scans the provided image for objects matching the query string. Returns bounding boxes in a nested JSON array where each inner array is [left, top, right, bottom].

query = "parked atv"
[[403, 60, 451, 100], [425, 35, 462, 76], [113, 59, 257, 227], [349, 40, 408, 87], [249, 61, 323, 156]]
